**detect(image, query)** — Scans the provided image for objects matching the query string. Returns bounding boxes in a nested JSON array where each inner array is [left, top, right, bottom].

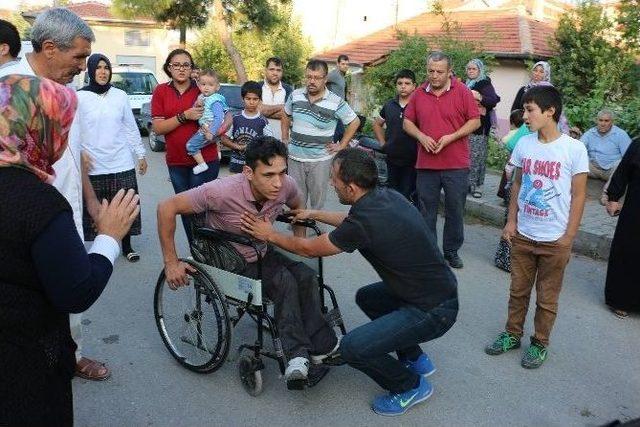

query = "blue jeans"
[[416, 168, 469, 255], [168, 160, 220, 242], [340, 282, 458, 393], [185, 132, 211, 156]]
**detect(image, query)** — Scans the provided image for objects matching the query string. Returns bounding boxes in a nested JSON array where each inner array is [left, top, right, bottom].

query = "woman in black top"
[[604, 139, 640, 318], [465, 59, 500, 198], [0, 75, 139, 426]]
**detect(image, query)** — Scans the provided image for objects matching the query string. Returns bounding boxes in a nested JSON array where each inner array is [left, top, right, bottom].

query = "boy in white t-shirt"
[[485, 86, 588, 369]]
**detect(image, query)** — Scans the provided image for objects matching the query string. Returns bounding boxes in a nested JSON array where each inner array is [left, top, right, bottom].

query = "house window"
[[124, 30, 150, 47]]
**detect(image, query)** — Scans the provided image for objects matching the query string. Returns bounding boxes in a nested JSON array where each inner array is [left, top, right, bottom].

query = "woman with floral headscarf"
[[465, 58, 500, 198], [0, 75, 139, 426]]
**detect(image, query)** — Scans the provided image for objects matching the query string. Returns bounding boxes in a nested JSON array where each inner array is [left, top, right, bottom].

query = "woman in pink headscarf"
[[0, 74, 139, 426]]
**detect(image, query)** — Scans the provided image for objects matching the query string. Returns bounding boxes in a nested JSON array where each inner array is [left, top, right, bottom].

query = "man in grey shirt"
[[326, 54, 349, 100], [327, 54, 350, 142]]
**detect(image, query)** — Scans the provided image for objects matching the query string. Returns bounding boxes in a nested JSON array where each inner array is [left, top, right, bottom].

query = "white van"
[[82, 65, 158, 132]]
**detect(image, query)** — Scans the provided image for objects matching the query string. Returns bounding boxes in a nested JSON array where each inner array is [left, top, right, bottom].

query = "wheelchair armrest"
[[276, 212, 316, 229], [194, 227, 257, 249]]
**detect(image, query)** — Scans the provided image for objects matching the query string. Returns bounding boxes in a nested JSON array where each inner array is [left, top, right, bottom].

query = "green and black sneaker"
[[485, 332, 521, 355], [521, 342, 547, 369]]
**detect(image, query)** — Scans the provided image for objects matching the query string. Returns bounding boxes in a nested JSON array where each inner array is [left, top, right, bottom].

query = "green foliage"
[[618, 0, 640, 51], [112, 0, 287, 41], [486, 136, 510, 171], [10, 11, 31, 39], [190, 5, 311, 85], [550, 1, 640, 137], [363, 1, 495, 111]]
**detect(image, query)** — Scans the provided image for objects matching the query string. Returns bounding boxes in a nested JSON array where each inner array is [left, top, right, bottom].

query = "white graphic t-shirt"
[[510, 133, 589, 241]]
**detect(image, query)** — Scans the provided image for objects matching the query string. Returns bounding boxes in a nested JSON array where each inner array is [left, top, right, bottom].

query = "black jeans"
[[386, 163, 417, 202], [340, 282, 458, 393], [416, 168, 469, 254], [242, 248, 336, 359], [168, 160, 220, 242]]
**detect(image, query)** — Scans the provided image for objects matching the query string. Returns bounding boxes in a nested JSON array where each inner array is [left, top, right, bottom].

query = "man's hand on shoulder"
[[240, 211, 275, 242]]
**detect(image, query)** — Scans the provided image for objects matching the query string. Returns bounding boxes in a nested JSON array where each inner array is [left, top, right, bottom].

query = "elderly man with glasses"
[[284, 59, 360, 213]]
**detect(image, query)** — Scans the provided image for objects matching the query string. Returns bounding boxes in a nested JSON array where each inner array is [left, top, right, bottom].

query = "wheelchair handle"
[[275, 212, 316, 228]]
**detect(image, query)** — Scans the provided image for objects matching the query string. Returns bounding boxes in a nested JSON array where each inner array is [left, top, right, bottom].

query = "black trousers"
[[242, 248, 337, 359]]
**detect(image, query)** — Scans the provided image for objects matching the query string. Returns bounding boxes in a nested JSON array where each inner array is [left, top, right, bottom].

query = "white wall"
[[488, 59, 530, 135], [293, 0, 429, 52]]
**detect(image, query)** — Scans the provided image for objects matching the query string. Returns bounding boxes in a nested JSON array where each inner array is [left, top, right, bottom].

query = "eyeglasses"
[[170, 62, 192, 70], [305, 75, 326, 82]]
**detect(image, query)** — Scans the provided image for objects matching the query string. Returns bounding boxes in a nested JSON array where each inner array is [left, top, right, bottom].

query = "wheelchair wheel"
[[154, 259, 232, 373], [238, 355, 263, 396]]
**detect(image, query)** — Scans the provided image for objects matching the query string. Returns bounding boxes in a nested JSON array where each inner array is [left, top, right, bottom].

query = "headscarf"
[[465, 58, 487, 88], [0, 74, 78, 183], [526, 61, 552, 90], [79, 53, 112, 95]]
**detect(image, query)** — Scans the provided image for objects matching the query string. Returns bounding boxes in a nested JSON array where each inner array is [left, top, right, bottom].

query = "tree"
[[549, 1, 640, 133], [363, 1, 495, 110], [191, 4, 311, 85], [618, 0, 640, 50], [112, 0, 289, 82]]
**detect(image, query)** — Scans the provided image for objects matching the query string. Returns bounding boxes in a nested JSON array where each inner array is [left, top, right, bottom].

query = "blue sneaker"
[[372, 376, 433, 416], [403, 353, 436, 377]]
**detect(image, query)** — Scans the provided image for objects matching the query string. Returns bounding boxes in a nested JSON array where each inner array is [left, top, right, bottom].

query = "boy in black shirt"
[[240, 148, 458, 416], [372, 69, 418, 201]]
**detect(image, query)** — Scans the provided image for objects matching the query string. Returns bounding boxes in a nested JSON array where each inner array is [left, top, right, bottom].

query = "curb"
[[465, 196, 612, 261]]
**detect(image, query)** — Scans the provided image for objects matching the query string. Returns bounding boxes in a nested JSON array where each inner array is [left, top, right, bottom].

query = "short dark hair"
[[332, 148, 378, 190], [245, 136, 288, 170], [306, 59, 328, 76], [241, 80, 262, 99], [522, 85, 562, 122], [266, 56, 282, 68], [0, 19, 21, 58], [163, 48, 194, 78], [337, 54, 349, 63], [510, 109, 524, 127], [395, 69, 416, 84]]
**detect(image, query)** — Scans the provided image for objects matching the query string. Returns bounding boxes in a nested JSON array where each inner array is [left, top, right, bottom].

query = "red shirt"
[[404, 78, 480, 170], [151, 81, 219, 166]]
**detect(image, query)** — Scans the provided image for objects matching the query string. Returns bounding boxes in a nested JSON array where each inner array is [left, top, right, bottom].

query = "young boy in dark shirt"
[[221, 81, 273, 173], [372, 69, 418, 200]]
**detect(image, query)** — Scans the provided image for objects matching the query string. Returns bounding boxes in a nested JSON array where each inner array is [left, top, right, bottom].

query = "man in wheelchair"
[[240, 148, 458, 416], [157, 137, 339, 389]]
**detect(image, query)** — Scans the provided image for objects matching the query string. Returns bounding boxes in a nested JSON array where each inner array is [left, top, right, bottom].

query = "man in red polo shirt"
[[403, 52, 480, 268]]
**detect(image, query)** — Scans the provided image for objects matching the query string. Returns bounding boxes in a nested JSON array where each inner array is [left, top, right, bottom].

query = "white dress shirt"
[[75, 88, 145, 175], [262, 80, 287, 140]]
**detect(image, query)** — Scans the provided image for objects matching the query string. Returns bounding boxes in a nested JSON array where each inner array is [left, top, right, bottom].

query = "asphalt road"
[[73, 140, 639, 427]]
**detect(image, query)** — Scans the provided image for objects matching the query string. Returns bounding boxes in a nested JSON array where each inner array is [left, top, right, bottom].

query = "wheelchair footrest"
[[324, 308, 344, 328]]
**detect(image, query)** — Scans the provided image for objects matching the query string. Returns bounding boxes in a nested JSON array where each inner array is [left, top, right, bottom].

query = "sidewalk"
[[465, 171, 618, 260]]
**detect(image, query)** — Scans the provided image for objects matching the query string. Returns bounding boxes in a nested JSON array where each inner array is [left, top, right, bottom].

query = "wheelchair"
[[153, 213, 346, 396]]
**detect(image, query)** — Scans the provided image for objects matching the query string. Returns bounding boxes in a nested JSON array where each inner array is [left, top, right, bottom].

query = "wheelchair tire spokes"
[[154, 262, 232, 374]]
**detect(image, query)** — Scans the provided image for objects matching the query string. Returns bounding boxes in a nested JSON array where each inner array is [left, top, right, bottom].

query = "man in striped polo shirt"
[[285, 59, 360, 211]]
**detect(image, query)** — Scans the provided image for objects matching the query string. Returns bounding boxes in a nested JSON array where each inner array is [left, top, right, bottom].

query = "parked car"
[[82, 65, 158, 133], [141, 83, 243, 159]]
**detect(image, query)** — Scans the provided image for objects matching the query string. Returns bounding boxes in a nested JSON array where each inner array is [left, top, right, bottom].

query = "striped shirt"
[[285, 88, 357, 161]]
